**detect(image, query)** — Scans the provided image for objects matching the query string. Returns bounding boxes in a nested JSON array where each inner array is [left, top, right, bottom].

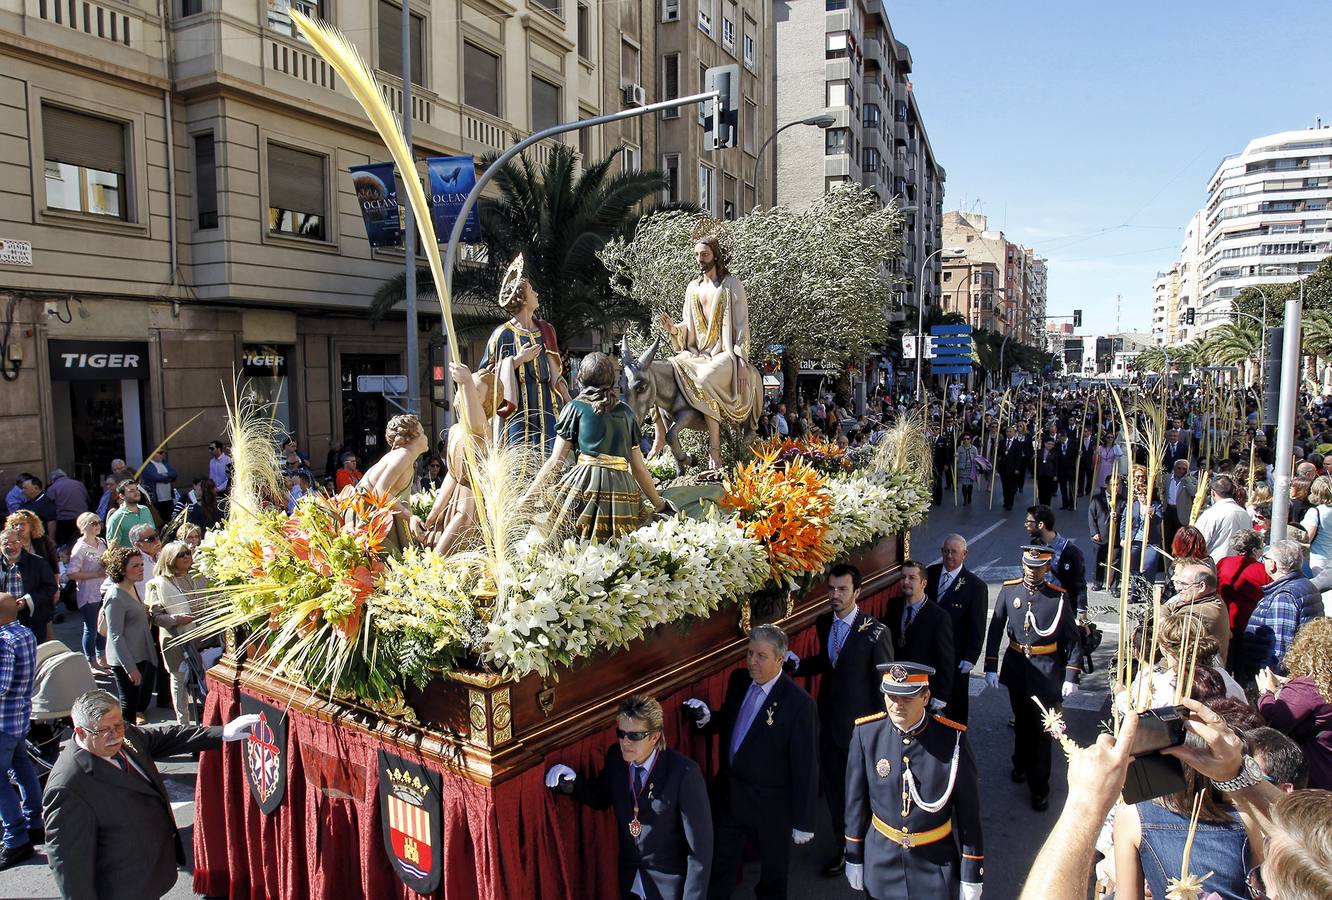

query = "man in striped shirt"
[[0, 591, 42, 869]]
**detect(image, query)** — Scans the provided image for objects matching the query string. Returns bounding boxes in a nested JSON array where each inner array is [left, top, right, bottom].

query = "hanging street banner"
[[929, 324, 972, 375], [427, 156, 481, 243], [350, 162, 402, 247], [378, 749, 444, 893]]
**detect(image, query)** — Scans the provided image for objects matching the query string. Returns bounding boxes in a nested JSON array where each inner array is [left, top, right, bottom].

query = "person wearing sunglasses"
[[545, 695, 712, 900]]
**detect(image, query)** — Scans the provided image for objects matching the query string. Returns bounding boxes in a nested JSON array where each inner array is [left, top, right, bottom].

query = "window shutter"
[[267, 143, 325, 214], [43, 105, 126, 174]]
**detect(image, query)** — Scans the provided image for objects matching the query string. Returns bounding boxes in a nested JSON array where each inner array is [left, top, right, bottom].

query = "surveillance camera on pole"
[[704, 64, 740, 150]]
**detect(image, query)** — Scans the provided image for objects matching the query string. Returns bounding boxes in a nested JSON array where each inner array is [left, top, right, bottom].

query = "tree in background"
[[372, 145, 666, 342], [599, 184, 903, 405]]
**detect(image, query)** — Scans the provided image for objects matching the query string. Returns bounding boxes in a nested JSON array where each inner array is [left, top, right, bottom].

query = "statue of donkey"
[[619, 334, 708, 476]]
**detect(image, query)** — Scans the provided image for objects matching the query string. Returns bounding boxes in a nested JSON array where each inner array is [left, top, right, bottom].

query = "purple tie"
[[730, 683, 764, 761]]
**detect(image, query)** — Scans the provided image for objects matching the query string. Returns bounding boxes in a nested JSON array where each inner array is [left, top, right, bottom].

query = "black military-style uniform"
[[844, 711, 983, 900], [984, 577, 1082, 802]]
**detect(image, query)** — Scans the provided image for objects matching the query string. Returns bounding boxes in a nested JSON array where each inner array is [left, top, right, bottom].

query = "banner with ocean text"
[[427, 156, 481, 243], [350, 161, 402, 248]]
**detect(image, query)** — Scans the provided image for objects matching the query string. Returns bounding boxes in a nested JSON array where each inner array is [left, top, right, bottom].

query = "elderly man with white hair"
[[42, 689, 257, 899], [1237, 539, 1326, 684]]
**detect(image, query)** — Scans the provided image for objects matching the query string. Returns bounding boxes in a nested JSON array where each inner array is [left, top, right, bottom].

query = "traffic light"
[[1073, 309, 1082, 328], [704, 64, 740, 150], [1262, 326, 1283, 426], [1185, 308, 1195, 326]]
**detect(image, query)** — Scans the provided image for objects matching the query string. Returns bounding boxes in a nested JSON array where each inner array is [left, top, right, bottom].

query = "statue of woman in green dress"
[[523, 353, 669, 541]]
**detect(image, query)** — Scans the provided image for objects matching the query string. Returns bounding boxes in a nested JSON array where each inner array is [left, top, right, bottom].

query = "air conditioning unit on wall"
[[623, 84, 646, 107]]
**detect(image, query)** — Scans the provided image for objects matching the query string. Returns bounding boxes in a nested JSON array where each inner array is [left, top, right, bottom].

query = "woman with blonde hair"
[[145, 540, 202, 723], [1257, 617, 1332, 789], [1117, 611, 1246, 712], [65, 511, 109, 670], [1299, 475, 1332, 573], [5, 509, 58, 572]]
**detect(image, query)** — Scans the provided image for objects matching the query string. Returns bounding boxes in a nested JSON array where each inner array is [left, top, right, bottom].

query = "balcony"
[[376, 72, 437, 126]]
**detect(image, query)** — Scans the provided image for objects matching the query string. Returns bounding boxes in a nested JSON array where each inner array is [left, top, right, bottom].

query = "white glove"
[[1062, 681, 1079, 699], [222, 713, 261, 742], [783, 650, 800, 667], [791, 828, 813, 845], [683, 698, 711, 726], [959, 660, 974, 674], [846, 862, 864, 891], [984, 672, 1000, 690], [961, 883, 983, 900], [544, 763, 576, 788], [928, 698, 946, 712]]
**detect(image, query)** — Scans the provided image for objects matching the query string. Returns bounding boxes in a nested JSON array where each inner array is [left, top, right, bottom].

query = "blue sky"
[[888, 1, 1330, 336]]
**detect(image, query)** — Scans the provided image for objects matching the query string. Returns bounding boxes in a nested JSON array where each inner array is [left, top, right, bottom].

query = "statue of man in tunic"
[[658, 234, 763, 469]]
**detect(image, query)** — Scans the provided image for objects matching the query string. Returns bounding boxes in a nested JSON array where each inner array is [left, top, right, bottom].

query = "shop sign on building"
[[49, 340, 150, 381]]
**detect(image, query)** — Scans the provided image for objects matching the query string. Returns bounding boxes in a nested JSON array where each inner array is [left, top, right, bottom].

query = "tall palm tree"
[[1303, 309, 1332, 359], [1205, 321, 1260, 366], [371, 145, 667, 342]]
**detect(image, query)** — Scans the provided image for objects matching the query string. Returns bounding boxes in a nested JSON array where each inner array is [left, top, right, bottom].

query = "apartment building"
[[772, 0, 944, 312], [1151, 269, 1171, 345], [0, 0, 774, 488], [1193, 126, 1332, 334], [941, 211, 1048, 344]]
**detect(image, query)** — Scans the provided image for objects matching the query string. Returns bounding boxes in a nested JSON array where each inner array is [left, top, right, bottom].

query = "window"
[[267, 143, 326, 240], [863, 104, 880, 128], [531, 76, 561, 132], [661, 53, 681, 118], [826, 31, 848, 59], [180, 0, 204, 15], [825, 128, 849, 155], [827, 80, 850, 108], [194, 133, 218, 229], [620, 38, 640, 88], [662, 154, 680, 203], [576, 3, 592, 59], [743, 181, 755, 213], [743, 98, 757, 155], [533, 0, 561, 17], [863, 147, 880, 173], [722, 0, 736, 52], [743, 16, 756, 69], [42, 105, 127, 220], [378, 1, 425, 86], [463, 43, 501, 115], [698, 0, 713, 36], [622, 144, 640, 172], [578, 120, 594, 162], [661, 0, 679, 21], [723, 173, 737, 220], [267, 0, 324, 39], [699, 163, 715, 214], [826, 0, 847, 8], [698, 63, 708, 125]]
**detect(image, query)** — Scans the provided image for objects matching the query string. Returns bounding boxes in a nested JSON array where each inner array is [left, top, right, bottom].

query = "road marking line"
[[928, 519, 1008, 564]]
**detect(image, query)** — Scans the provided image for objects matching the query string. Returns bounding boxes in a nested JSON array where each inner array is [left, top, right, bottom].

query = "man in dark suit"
[[997, 425, 1025, 511], [931, 426, 954, 507], [0, 527, 56, 639], [1026, 503, 1089, 617], [42, 689, 258, 899], [683, 624, 818, 900], [546, 695, 713, 900], [792, 563, 893, 875], [927, 536, 989, 725], [1164, 428, 1190, 467], [1077, 427, 1098, 496], [885, 560, 954, 706], [1056, 430, 1078, 510], [1036, 436, 1059, 506]]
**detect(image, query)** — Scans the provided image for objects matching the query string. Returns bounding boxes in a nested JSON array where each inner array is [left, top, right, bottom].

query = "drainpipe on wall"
[[157, 1, 179, 292]]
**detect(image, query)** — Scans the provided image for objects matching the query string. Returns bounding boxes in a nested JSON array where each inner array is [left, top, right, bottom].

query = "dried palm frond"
[[872, 411, 932, 485], [224, 381, 287, 521], [1189, 469, 1211, 526], [1164, 793, 1215, 900], [1033, 695, 1079, 757], [466, 436, 543, 617], [1107, 385, 1137, 717], [1135, 394, 1168, 572]]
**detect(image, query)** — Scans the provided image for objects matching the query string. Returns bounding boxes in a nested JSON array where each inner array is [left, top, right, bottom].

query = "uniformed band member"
[[983, 545, 1083, 811], [545, 695, 714, 900], [844, 662, 984, 900], [792, 562, 894, 876]]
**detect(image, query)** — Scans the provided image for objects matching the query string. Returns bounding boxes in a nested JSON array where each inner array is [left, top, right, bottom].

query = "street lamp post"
[[915, 246, 966, 401], [752, 114, 837, 207]]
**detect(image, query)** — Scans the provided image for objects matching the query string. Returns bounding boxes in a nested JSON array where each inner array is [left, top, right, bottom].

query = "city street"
[[1, 479, 1119, 900]]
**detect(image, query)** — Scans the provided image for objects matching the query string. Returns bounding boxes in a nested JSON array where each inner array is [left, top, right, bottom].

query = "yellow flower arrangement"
[[721, 449, 835, 587]]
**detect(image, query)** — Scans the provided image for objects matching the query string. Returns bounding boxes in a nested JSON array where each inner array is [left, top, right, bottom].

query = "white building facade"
[[1195, 127, 1332, 332]]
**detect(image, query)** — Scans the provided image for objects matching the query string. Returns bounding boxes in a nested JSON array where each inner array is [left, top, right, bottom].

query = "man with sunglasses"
[[545, 695, 712, 900], [42, 689, 258, 899]]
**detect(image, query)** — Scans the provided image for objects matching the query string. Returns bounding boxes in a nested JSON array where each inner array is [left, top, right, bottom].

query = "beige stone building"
[[941, 211, 1047, 345], [0, 0, 773, 491]]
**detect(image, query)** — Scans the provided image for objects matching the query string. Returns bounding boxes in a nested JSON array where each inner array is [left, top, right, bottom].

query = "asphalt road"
[[1, 479, 1118, 900]]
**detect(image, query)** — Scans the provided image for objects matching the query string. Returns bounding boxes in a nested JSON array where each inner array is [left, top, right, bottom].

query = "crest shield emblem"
[[378, 749, 444, 894], [240, 695, 288, 814]]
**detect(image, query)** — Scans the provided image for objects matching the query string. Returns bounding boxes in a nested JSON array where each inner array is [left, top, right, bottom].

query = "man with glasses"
[[1164, 557, 1231, 663], [927, 537, 989, 726], [545, 695, 713, 900], [207, 441, 231, 495], [42, 689, 257, 899]]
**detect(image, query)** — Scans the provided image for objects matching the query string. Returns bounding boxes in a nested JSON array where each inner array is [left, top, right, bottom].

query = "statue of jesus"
[[658, 233, 763, 469]]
